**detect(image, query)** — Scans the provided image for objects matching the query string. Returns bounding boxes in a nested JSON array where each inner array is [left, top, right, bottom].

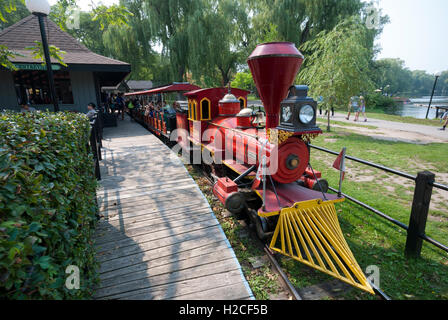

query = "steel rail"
[[369, 280, 391, 300], [264, 245, 303, 300]]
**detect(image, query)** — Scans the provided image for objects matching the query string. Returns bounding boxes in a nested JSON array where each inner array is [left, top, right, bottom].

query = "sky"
[[375, 0, 448, 74], [49, 0, 447, 74]]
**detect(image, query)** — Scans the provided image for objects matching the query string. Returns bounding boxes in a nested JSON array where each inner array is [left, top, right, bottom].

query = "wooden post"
[[90, 124, 101, 181], [405, 171, 435, 258]]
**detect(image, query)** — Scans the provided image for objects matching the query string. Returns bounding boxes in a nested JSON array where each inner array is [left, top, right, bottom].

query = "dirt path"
[[320, 113, 448, 144]]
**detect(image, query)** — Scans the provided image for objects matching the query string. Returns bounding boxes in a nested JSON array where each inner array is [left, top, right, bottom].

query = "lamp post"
[[25, 0, 59, 112], [426, 71, 442, 119]]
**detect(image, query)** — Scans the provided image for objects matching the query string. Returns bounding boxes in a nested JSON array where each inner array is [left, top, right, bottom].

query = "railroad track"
[[190, 163, 391, 301]]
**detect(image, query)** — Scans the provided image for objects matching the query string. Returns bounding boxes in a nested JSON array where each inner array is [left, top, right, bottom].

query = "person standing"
[[86, 103, 97, 120], [116, 93, 125, 120], [440, 111, 448, 131], [359, 96, 368, 122], [318, 96, 323, 116], [346, 96, 359, 120], [109, 93, 117, 114]]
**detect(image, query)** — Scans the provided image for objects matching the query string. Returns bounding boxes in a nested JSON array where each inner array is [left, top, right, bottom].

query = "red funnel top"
[[248, 42, 304, 130]]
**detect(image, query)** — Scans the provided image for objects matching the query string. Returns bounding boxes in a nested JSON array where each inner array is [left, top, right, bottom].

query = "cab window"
[[201, 98, 211, 120]]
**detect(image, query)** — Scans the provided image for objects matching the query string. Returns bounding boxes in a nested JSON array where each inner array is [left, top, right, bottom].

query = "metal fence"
[[310, 144, 448, 258]]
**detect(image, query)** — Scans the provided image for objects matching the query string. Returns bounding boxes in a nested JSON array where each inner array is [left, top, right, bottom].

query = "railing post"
[[405, 171, 435, 258], [90, 123, 101, 181], [94, 116, 102, 160]]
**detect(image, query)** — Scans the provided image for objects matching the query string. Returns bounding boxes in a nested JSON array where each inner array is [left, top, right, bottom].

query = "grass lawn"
[[280, 127, 448, 300]]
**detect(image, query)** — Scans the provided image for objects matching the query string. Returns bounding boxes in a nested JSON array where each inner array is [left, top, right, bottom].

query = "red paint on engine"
[[248, 42, 304, 130]]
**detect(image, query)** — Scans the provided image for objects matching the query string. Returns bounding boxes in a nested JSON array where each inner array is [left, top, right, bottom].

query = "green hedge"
[[0, 111, 98, 299]]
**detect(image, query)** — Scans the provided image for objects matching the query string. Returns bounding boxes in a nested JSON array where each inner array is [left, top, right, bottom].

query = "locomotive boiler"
[[177, 42, 374, 294]]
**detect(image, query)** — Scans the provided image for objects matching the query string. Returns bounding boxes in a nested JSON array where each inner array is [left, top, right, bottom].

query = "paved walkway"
[[330, 112, 448, 142], [93, 116, 253, 300]]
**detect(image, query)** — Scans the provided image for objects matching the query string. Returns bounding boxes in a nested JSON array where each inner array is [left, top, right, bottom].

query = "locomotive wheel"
[[312, 179, 329, 193], [248, 209, 273, 241], [225, 192, 246, 214]]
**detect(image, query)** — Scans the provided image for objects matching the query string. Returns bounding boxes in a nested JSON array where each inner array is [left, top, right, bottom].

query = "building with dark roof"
[[102, 80, 153, 94], [0, 15, 131, 112]]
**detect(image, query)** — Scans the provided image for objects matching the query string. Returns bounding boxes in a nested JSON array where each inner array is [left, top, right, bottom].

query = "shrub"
[[365, 93, 396, 110], [0, 111, 98, 299]]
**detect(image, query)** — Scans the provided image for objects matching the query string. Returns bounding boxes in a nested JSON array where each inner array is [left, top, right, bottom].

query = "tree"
[[101, 0, 156, 80], [410, 70, 434, 96], [232, 71, 256, 93], [247, 0, 364, 48], [188, 0, 249, 86], [298, 17, 375, 130], [372, 59, 412, 95], [0, 0, 28, 30], [0, 0, 26, 69], [144, 0, 201, 81]]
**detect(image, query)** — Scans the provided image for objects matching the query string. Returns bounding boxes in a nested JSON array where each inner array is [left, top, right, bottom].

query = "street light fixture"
[[426, 71, 442, 119], [25, 0, 60, 112]]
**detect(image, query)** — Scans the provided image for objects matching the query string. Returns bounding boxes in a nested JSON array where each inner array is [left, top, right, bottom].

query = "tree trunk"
[[300, 20, 311, 44], [177, 66, 185, 82], [219, 67, 230, 87]]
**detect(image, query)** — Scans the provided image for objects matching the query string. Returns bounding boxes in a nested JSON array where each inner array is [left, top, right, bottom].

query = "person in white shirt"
[[86, 103, 97, 120]]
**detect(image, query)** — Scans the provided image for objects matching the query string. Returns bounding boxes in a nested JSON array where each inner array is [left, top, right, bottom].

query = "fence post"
[[405, 171, 435, 258], [90, 123, 101, 181]]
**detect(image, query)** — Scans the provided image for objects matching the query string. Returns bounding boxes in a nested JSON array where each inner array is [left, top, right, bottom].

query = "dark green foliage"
[[0, 112, 98, 299], [365, 93, 396, 109]]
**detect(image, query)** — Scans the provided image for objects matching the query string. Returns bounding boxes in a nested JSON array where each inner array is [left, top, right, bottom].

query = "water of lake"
[[387, 96, 448, 119]]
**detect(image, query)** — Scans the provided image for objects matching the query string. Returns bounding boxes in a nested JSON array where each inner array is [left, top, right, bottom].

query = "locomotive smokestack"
[[247, 42, 304, 130]]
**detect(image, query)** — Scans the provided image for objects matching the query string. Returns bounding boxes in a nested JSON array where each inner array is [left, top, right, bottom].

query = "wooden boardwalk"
[[93, 116, 253, 300]]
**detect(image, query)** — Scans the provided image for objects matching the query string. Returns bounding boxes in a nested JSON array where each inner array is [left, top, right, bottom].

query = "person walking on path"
[[440, 111, 448, 131], [346, 96, 359, 120], [355, 96, 368, 122]]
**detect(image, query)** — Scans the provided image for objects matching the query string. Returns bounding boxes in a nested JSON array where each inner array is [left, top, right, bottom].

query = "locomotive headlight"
[[299, 104, 315, 124]]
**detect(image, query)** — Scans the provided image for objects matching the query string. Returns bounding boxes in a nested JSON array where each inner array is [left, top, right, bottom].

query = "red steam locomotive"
[[133, 42, 374, 294]]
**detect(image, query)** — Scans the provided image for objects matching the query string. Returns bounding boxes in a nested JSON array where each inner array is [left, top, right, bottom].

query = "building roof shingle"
[[0, 15, 130, 68]]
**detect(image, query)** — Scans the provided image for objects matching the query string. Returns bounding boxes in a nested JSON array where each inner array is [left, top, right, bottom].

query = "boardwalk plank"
[[97, 270, 245, 300], [95, 211, 215, 244], [97, 249, 235, 291], [96, 228, 224, 263], [93, 116, 252, 300], [99, 240, 228, 278]]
